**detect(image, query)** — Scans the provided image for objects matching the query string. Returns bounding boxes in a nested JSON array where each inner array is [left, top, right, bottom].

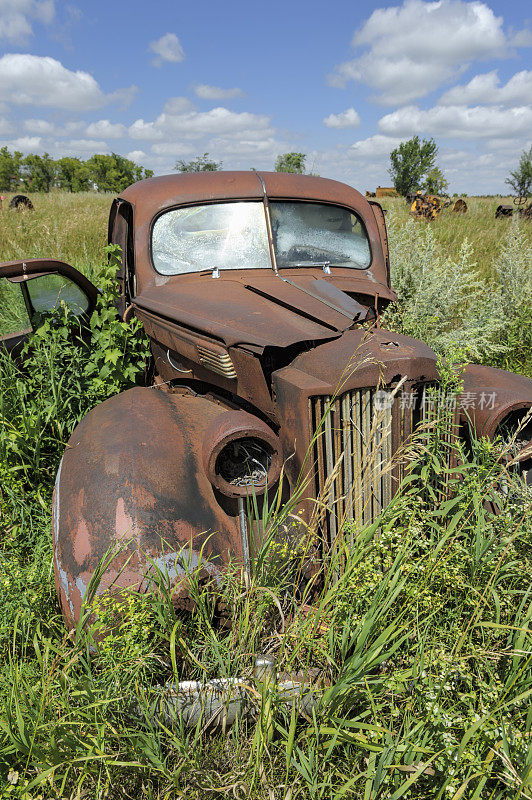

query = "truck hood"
[[273, 328, 440, 395], [134, 271, 383, 350]]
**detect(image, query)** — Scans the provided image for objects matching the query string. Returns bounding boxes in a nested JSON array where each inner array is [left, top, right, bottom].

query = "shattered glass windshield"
[[270, 202, 371, 269], [152, 201, 271, 275]]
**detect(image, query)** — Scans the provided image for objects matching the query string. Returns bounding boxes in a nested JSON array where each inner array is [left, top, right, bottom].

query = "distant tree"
[[21, 152, 56, 192], [506, 146, 532, 198], [423, 166, 448, 196], [0, 147, 23, 191], [275, 152, 306, 173], [389, 136, 438, 196], [174, 153, 222, 172], [56, 157, 91, 192], [87, 153, 153, 193]]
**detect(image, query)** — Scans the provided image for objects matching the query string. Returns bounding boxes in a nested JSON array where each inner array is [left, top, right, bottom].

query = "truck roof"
[[119, 171, 368, 220]]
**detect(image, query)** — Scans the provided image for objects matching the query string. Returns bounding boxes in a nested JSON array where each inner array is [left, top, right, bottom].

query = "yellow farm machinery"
[[409, 192, 467, 221]]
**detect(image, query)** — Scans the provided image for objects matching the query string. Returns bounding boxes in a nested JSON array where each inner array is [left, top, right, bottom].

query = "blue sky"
[[0, 0, 531, 193]]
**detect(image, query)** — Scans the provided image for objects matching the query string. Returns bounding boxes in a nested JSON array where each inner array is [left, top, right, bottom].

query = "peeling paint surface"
[[53, 387, 243, 628]]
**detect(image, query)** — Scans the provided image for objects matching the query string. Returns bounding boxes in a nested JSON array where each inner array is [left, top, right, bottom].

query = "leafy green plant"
[[0, 245, 149, 509], [84, 244, 150, 398], [0, 245, 150, 663]]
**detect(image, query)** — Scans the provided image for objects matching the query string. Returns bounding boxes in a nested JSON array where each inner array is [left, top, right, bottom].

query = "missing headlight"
[[215, 437, 273, 488], [497, 409, 532, 454], [496, 409, 532, 491]]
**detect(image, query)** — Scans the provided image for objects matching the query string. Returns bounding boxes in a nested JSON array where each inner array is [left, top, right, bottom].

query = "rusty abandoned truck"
[[1, 171, 531, 630]]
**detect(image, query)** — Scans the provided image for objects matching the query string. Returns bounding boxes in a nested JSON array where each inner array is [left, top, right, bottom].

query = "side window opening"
[[0, 273, 90, 340], [26, 274, 89, 316], [109, 199, 134, 317], [0, 278, 31, 338]]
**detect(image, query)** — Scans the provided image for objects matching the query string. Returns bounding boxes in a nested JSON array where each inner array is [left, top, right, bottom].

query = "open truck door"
[[0, 259, 98, 356]]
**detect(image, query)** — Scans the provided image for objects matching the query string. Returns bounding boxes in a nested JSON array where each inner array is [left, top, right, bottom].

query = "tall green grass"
[[1, 196, 531, 798], [1, 418, 530, 798], [0, 192, 110, 282], [1, 297, 531, 798], [383, 217, 532, 376]]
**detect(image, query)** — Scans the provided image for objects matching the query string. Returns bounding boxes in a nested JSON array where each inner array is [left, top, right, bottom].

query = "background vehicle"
[[1, 171, 531, 628]]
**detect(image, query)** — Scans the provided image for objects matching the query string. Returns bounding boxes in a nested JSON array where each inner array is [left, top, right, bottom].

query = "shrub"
[[383, 215, 532, 375], [488, 221, 532, 375]]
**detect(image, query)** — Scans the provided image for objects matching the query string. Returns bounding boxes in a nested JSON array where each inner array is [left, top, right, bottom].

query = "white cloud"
[[23, 118, 54, 134], [440, 70, 532, 106], [378, 103, 532, 139], [21, 118, 85, 137], [0, 54, 137, 110], [328, 0, 526, 104], [0, 0, 54, 44], [64, 138, 109, 152], [85, 119, 127, 139], [149, 33, 185, 66], [350, 134, 402, 156], [323, 108, 361, 129], [0, 118, 14, 135], [130, 105, 273, 142], [164, 107, 273, 139], [10, 135, 42, 150], [129, 119, 163, 140], [194, 84, 244, 100], [128, 98, 290, 173], [126, 149, 147, 162]]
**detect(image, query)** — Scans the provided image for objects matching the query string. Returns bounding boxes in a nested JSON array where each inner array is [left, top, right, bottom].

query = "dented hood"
[[273, 328, 440, 394], [134, 271, 372, 350]]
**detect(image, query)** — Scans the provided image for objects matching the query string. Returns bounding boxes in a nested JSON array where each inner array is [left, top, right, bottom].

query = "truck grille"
[[309, 385, 451, 540]]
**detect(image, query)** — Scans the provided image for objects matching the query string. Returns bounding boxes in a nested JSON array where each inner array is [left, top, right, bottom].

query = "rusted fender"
[[52, 387, 258, 629], [460, 365, 532, 439], [459, 364, 531, 478]]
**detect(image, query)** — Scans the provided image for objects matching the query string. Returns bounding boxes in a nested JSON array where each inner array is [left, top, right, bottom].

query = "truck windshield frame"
[[151, 201, 271, 275], [270, 201, 371, 270], [150, 199, 372, 276]]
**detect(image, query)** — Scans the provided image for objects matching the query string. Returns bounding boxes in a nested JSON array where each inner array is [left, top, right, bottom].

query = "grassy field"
[[0, 191, 530, 282], [0, 191, 531, 799], [0, 191, 111, 282], [379, 195, 531, 278]]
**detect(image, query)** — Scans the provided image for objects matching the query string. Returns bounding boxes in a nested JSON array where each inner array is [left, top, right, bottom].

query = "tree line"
[[2, 142, 529, 198], [0, 148, 153, 193]]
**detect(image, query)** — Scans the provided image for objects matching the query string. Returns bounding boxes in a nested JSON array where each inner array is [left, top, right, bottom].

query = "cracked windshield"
[[151, 201, 271, 274], [270, 201, 371, 269]]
